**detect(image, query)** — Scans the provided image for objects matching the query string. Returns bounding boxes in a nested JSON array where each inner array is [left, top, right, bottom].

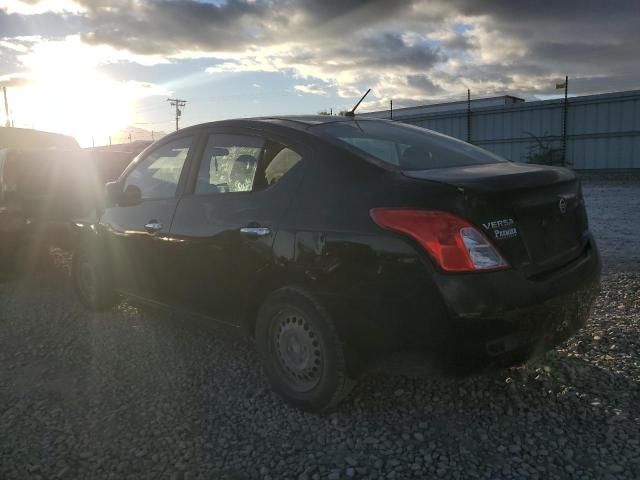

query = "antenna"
[[344, 88, 371, 117]]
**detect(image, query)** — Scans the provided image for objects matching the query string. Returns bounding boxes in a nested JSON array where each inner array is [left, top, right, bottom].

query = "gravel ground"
[[581, 174, 640, 273], [1, 177, 639, 480]]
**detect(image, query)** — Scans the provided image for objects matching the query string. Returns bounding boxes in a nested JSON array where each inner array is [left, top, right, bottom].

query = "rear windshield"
[[311, 120, 507, 170]]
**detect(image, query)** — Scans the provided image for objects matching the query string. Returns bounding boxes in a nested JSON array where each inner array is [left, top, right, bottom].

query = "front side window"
[[195, 134, 263, 195], [124, 136, 192, 200], [311, 120, 507, 170]]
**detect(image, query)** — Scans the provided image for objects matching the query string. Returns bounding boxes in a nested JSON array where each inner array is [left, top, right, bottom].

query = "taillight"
[[370, 209, 508, 272]]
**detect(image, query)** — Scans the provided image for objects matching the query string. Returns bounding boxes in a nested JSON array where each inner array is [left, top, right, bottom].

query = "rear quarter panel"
[[275, 146, 458, 369]]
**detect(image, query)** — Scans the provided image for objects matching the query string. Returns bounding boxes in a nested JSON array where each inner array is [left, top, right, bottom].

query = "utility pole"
[[151, 130, 154, 141], [467, 89, 471, 143], [167, 98, 187, 131], [555, 76, 569, 166], [128, 132, 132, 143], [562, 76, 569, 166], [3, 87, 10, 128], [390, 99, 393, 120]]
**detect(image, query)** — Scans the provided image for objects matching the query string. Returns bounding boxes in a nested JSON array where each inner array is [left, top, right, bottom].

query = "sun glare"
[[8, 37, 165, 147], [15, 73, 129, 147]]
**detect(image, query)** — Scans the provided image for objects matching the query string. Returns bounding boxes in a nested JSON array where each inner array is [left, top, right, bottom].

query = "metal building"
[[359, 95, 525, 119], [359, 90, 640, 170]]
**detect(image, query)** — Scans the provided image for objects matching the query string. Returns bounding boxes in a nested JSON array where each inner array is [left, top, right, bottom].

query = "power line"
[[134, 121, 173, 126], [167, 98, 187, 131], [185, 90, 300, 104], [133, 101, 171, 114]]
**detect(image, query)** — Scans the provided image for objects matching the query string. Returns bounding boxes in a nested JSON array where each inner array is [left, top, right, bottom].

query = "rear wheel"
[[256, 287, 355, 413], [72, 245, 117, 310]]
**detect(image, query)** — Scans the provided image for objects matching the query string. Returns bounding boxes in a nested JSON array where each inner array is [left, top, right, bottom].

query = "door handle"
[[239, 226, 272, 237], [144, 221, 163, 233]]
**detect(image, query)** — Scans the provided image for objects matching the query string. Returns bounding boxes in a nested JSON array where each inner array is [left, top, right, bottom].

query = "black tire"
[[255, 287, 355, 413], [72, 244, 117, 310]]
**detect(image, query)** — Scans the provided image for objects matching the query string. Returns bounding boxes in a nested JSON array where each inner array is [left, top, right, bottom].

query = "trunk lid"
[[403, 162, 590, 276]]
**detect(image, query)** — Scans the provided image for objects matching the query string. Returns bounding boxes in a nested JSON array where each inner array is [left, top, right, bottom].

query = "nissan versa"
[[72, 116, 601, 412]]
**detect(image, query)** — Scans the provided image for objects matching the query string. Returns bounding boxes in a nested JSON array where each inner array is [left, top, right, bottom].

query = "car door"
[[98, 134, 196, 301], [165, 128, 307, 325]]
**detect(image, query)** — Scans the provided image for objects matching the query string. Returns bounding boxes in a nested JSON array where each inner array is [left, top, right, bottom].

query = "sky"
[[1, 0, 639, 147]]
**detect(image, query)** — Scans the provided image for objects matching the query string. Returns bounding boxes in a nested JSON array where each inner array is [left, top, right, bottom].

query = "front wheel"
[[72, 245, 117, 310], [255, 287, 355, 413]]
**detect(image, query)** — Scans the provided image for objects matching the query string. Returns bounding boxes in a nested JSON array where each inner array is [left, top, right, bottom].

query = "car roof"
[[173, 115, 389, 136], [256, 115, 361, 128]]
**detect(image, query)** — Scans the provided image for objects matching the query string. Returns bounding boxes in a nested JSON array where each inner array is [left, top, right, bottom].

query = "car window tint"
[[256, 142, 303, 190], [124, 136, 192, 200], [195, 134, 263, 195], [312, 120, 507, 170], [339, 137, 402, 165]]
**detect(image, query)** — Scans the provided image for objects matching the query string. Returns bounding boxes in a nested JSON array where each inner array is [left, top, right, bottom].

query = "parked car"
[[0, 126, 80, 151], [85, 140, 153, 184], [1, 128, 81, 269], [72, 116, 601, 412], [0, 129, 136, 271]]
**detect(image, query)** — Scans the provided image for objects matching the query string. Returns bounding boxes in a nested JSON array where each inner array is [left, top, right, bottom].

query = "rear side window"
[[312, 120, 506, 170], [195, 134, 264, 194], [195, 134, 303, 195], [253, 141, 302, 191]]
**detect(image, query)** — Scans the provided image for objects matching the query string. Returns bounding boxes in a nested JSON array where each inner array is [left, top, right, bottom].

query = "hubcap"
[[273, 312, 323, 391]]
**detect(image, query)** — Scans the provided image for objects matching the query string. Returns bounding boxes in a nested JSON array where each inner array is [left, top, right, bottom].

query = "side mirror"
[[105, 181, 122, 206], [121, 184, 142, 206], [105, 182, 141, 207]]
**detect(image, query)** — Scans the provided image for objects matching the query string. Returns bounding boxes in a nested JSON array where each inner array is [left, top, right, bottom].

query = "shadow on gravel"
[[349, 351, 638, 419], [0, 247, 59, 284], [1, 250, 639, 479]]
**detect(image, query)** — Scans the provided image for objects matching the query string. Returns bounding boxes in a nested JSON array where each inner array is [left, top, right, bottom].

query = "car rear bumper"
[[438, 277, 597, 375], [377, 279, 599, 376], [365, 236, 602, 376]]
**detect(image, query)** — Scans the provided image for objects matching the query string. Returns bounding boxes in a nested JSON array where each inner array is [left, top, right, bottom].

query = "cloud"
[[405, 74, 444, 96], [0, 74, 30, 87], [294, 84, 328, 96], [0, 9, 86, 39], [79, 0, 270, 55], [2, 0, 640, 105], [1, 0, 83, 15], [12, 35, 171, 70]]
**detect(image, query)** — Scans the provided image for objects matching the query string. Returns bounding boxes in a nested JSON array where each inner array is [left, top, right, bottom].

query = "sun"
[[15, 71, 129, 147], [9, 37, 163, 147]]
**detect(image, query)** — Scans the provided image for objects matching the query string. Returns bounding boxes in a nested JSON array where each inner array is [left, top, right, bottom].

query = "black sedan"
[[72, 116, 601, 412]]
